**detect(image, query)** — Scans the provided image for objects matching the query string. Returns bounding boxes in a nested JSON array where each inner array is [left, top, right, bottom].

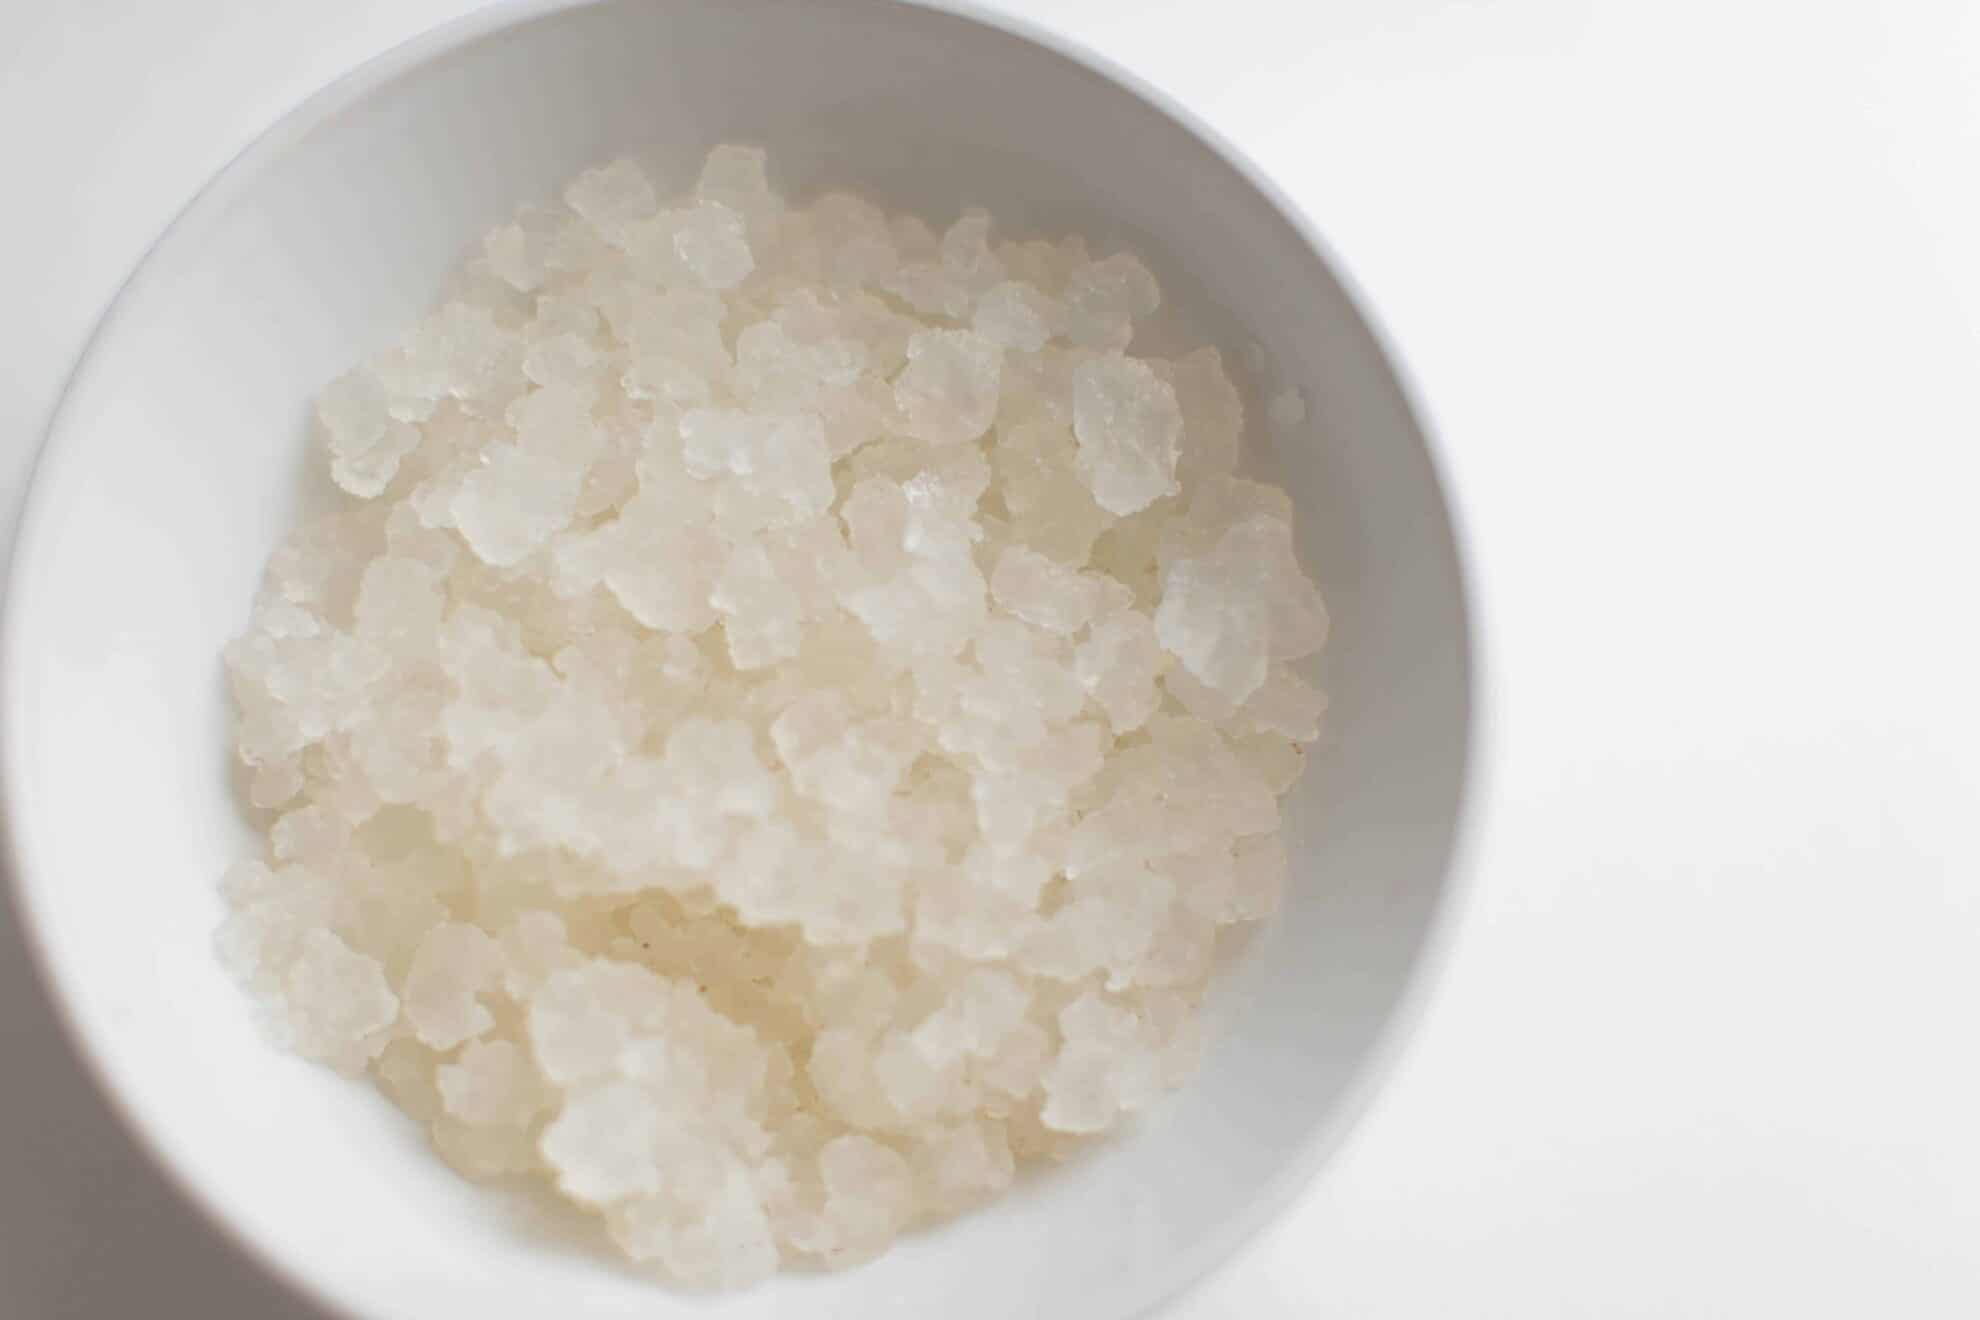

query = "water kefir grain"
[[218, 147, 1329, 1289]]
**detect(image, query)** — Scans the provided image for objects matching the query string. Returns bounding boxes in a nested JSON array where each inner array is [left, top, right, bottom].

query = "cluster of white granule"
[[218, 147, 1328, 1288]]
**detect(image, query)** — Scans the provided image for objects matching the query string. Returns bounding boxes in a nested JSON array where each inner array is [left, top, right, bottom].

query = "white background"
[[4, 0, 1979, 1315]]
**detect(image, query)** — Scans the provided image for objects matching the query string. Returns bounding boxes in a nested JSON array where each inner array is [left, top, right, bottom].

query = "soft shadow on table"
[[0, 899, 322, 1319]]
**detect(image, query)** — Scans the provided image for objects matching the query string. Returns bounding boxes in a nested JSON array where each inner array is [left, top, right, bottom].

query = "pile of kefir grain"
[[219, 147, 1327, 1288]]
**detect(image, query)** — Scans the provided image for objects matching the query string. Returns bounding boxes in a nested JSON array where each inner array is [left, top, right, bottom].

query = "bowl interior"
[[1, 2, 1471, 1317]]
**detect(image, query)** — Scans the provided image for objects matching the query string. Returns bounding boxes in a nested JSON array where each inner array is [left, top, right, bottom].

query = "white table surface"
[[6, 1, 1980, 1315]]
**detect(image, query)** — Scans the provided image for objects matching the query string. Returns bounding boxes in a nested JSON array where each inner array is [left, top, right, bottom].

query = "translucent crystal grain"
[[894, 329, 1002, 447], [564, 159, 659, 237], [1072, 354, 1182, 515], [1154, 513, 1328, 703]]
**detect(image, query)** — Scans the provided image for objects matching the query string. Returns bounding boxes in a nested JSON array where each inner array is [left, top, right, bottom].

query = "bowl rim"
[[0, 1, 1489, 1315]]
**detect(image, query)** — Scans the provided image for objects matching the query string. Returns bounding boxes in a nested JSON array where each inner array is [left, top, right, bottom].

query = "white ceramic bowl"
[[0, 1, 1476, 1316]]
